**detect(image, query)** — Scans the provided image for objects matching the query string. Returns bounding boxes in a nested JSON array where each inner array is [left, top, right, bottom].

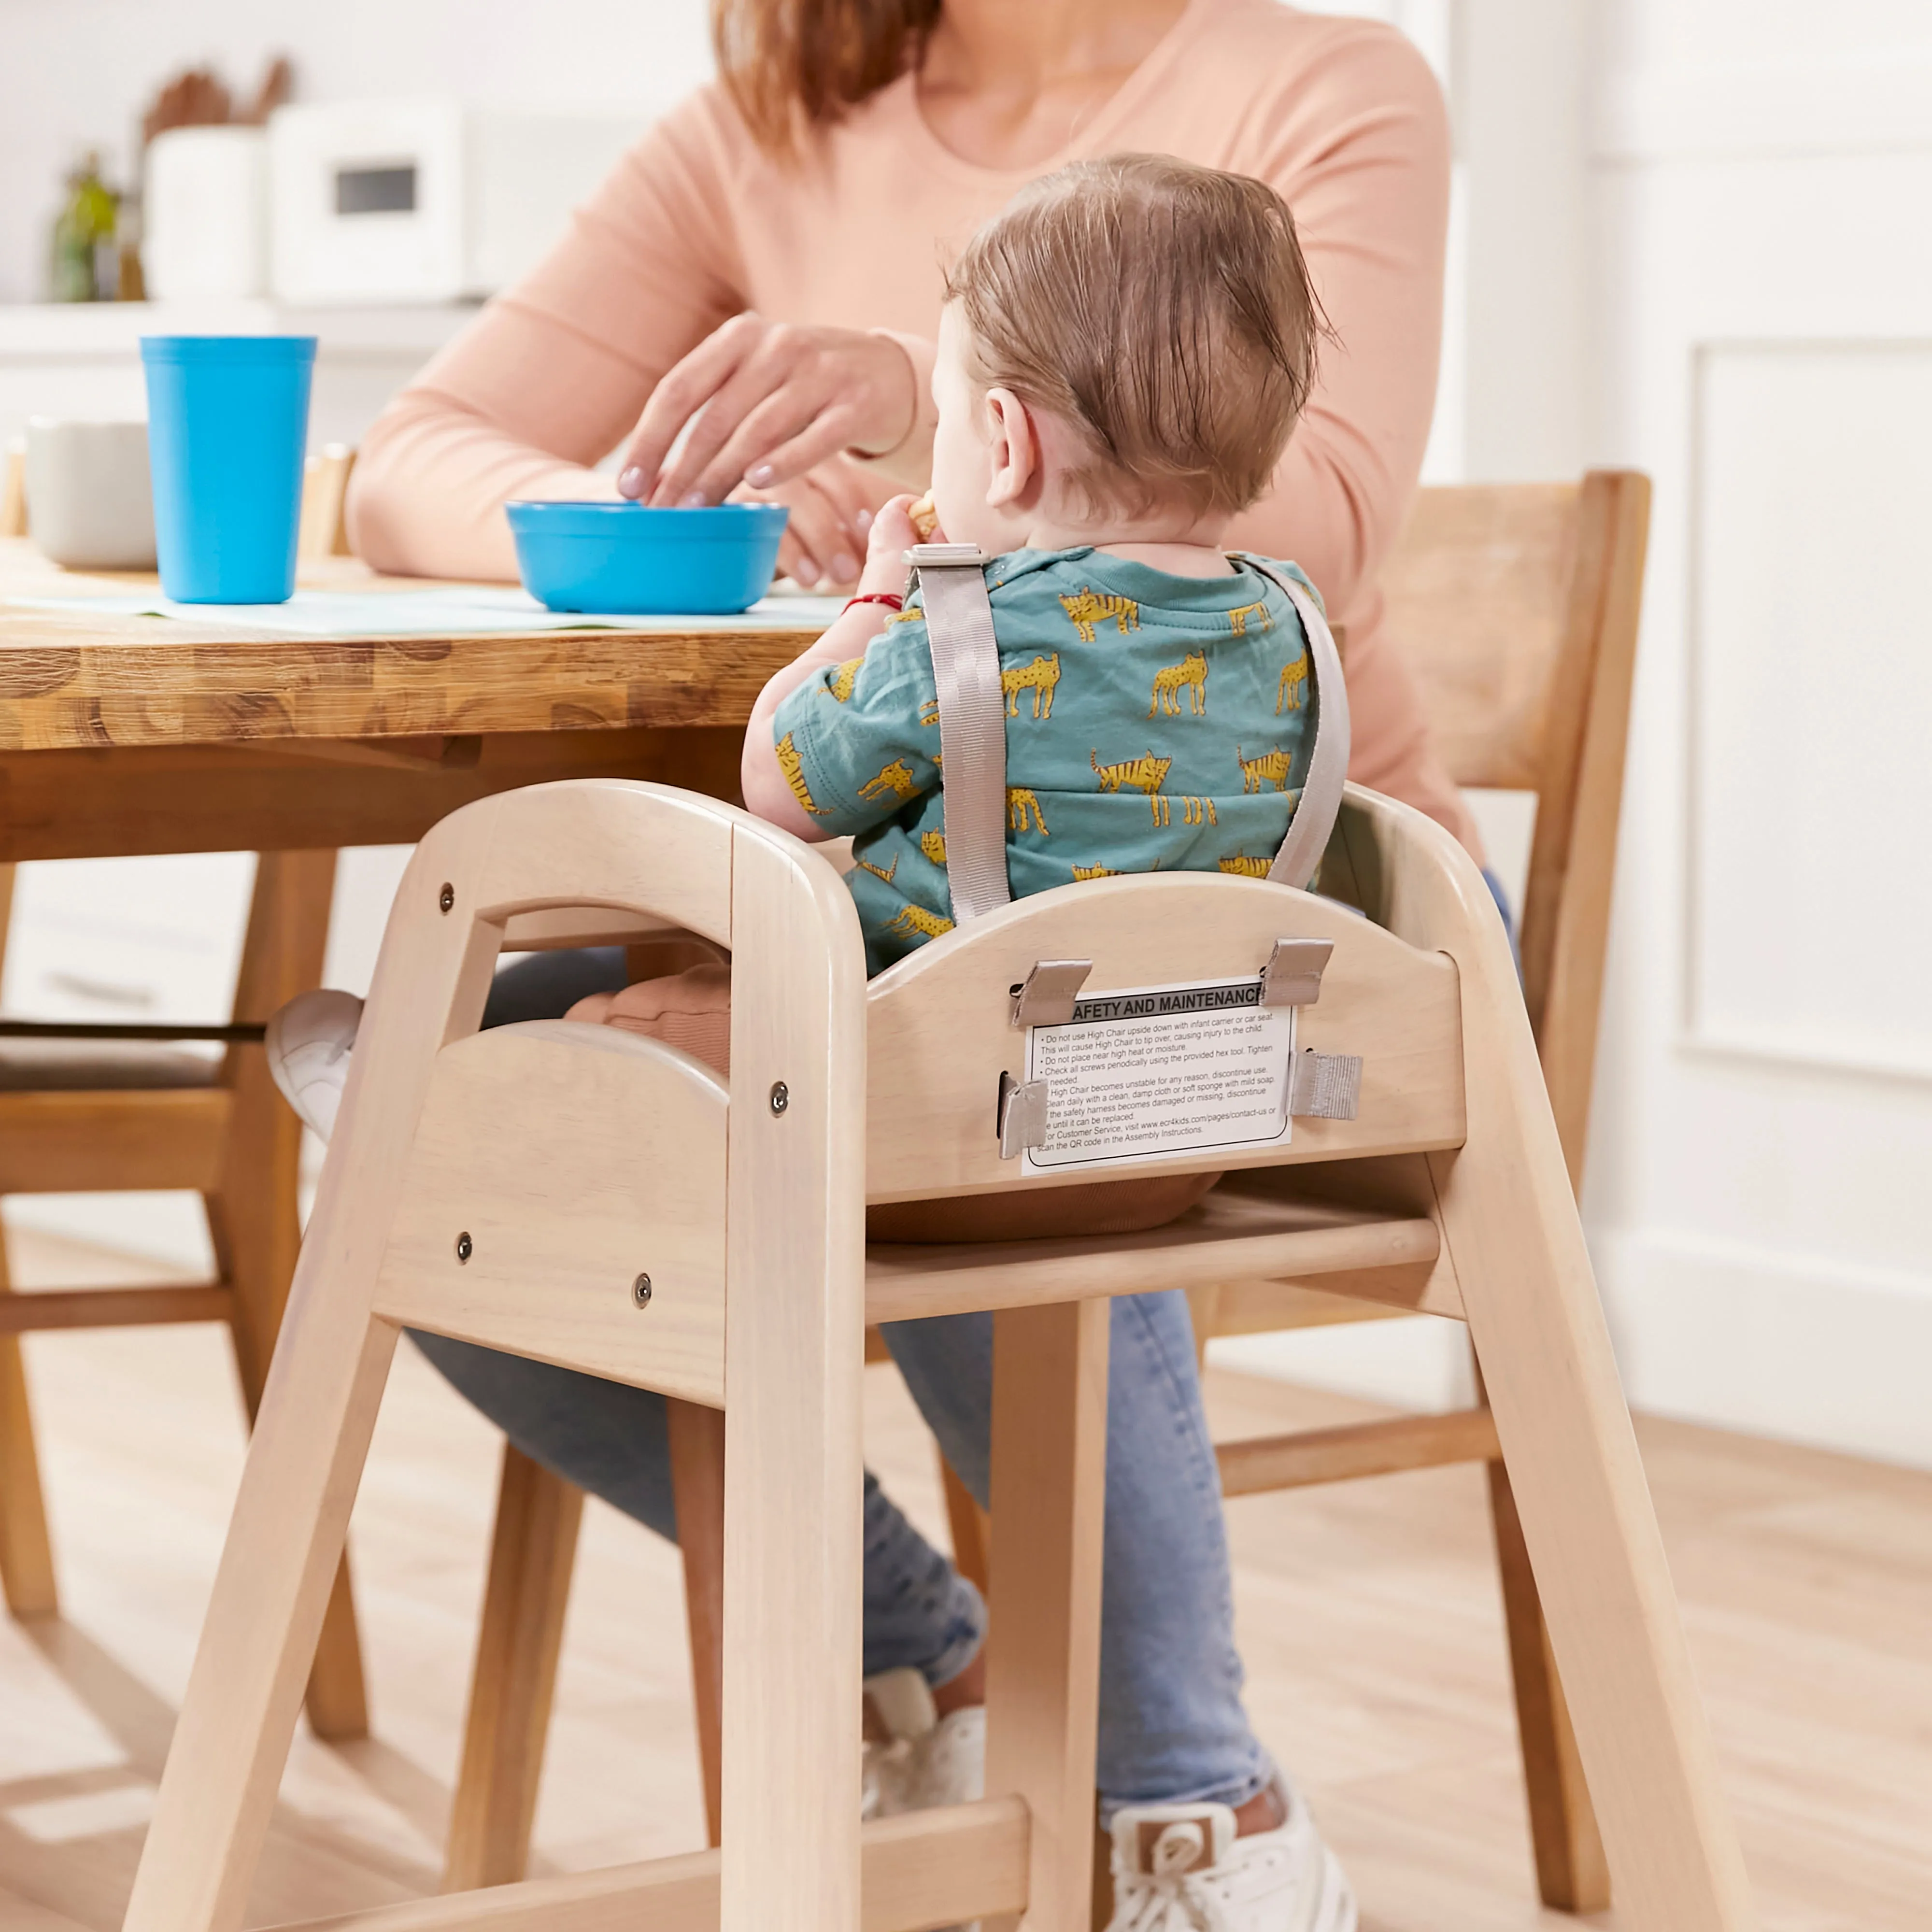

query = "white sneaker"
[[860, 1667, 986, 1821], [265, 989, 364, 1141], [860, 1668, 986, 1932], [1104, 1786, 1356, 1932]]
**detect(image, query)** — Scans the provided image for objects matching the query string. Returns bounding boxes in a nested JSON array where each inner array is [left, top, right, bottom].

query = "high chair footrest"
[[866, 1191, 1448, 1323]]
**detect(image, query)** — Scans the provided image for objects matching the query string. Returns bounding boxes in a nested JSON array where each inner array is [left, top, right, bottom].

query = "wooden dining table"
[[0, 538, 819, 863], [0, 533, 822, 1741]]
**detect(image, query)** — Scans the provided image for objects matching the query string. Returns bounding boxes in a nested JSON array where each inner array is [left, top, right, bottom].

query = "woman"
[[352, 4, 1463, 1926]]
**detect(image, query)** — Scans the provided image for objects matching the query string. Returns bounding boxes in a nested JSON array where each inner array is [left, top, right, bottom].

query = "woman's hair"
[[712, 0, 937, 150], [944, 155, 1327, 519]]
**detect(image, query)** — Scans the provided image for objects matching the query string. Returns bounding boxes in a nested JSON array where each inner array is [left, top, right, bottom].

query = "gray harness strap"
[[906, 543, 1012, 923], [912, 544, 1350, 915], [1232, 555, 1351, 891]]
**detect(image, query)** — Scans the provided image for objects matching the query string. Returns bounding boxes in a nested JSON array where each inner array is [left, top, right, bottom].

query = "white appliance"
[[267, 99, 652, 306], [144, 127, 271, 301]]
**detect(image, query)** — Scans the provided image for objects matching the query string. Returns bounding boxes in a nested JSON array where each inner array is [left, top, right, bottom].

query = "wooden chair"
[[1177, 469, 1650, 1915], [123, 776, 1751, 1932], [439, 470, 1655, 1902], [0, 455, 369, 1736]]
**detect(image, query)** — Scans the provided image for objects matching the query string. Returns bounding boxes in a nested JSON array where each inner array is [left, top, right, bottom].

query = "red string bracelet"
[[843, 591, 903, 614]]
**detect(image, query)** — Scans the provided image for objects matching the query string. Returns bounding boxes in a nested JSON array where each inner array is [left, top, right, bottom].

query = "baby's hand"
[[855, 494, 931, 597]]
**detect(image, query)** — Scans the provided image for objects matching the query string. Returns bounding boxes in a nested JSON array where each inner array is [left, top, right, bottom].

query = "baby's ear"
[[983, 386, 1040, 509]]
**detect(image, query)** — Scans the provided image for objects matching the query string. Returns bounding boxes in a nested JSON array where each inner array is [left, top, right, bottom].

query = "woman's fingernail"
[[855, 508, 874, 533], [617, 466, 645, 497], [795, 556, 818, 583], [747, 463, 774, 487], [680, 489, 708, 508], [831, 553, 857, 582]]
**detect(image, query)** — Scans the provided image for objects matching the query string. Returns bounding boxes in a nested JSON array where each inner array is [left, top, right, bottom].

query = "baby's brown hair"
[[944, 154, 1325, 520]]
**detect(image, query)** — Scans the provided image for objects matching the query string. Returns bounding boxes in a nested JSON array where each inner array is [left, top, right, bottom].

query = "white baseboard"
[[1593, 1226, 1932, 1471]]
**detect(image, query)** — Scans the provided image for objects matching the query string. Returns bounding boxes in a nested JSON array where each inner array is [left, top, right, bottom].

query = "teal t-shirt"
[[772, 546, 1318, 974]]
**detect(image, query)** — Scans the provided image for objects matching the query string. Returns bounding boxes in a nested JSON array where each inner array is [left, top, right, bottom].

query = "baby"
[[591, 151, 1328, 1073], [270, 156, 1328, 1153]]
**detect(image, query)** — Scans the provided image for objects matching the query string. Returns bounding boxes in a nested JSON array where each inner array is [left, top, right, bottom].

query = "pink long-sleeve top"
[[349, 0, 1475, 847]]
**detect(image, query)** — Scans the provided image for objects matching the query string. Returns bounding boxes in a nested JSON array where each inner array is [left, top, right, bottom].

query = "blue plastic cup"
[[140, 335, 316, 603]]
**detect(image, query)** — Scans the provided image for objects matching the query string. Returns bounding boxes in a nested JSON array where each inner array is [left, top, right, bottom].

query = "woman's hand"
[[617, 313, 919, 510], [731, 466, 878, 592]]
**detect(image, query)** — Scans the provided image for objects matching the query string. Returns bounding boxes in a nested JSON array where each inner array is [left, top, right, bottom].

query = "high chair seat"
[[121, 776, 1754, 1932]]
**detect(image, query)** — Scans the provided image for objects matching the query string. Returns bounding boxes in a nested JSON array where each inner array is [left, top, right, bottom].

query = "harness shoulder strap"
[[1234, 556, 1351, 892], [907, 543, 1011, 923]]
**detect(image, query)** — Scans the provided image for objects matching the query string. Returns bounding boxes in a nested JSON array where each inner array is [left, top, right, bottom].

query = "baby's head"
[[929, 155, 1323, 554]]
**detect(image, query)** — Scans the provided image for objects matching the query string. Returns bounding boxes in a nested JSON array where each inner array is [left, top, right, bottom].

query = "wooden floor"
[[0, 1226, 1924, 1930]]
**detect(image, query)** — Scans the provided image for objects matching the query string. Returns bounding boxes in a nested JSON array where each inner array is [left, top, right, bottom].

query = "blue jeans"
[[412, 945, 1274, 1818]]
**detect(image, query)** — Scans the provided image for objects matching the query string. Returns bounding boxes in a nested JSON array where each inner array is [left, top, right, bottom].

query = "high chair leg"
[[128, 829, 506, 1932], [1430, 1099, 1753, 1927], [122, 1307, 400, 1932], [720, 827, 867, 1932], [983, 1299, 1109, 1932], [444, 1443, 584, 1891]]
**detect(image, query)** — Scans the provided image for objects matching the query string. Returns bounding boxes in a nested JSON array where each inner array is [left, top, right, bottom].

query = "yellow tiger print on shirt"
[[858, 759, 919, 805], [827, 656, 864, 703], [1148, 649, 1208, 717], [881, 903, 954, 942], [1276, 658, 1308, 714], [1226, 601, 1273, 636], [854, 853, 898, 884], [775, 733, 827, 815], [919, 830, 947, 865], [1071, 863, 1120, 881], [1003, 652, 1060, 720], [1008, 787, 1049, 835], [1237, 745, 1293, 793], [1059, 589, 1141, 643], [1091, 749, 1172, 797], [1218, 854, 1272, 877]]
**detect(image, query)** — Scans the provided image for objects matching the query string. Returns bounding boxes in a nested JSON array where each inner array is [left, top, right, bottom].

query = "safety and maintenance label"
[[1021, 976, 1294, 1174]]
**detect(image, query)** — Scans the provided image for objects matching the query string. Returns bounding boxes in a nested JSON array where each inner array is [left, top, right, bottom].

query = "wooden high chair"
[[123, 764, 1752, 1932], [0, 450, 368, 1734]]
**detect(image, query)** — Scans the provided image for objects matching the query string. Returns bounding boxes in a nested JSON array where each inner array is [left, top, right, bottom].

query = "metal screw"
[[455, 1231, 473, 1264], [438, 882, 455, 914], [768, 1080, 790, 1116], [632, 1273, 653, 1309]]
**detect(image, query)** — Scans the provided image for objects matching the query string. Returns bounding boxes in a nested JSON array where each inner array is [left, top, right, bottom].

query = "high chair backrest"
[[1381, 472, 1650, 1179]]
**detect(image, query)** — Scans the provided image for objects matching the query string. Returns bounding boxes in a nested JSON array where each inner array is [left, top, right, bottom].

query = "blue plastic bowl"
[[507, 500, 788, 615]]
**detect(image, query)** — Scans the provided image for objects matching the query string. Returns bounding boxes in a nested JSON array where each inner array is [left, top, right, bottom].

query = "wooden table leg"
[[206, 848, 370, 1741], [668, 1397, 728, 1850], [444, 1442, 584, 1890], [1490, 1452, 1612, 1910]]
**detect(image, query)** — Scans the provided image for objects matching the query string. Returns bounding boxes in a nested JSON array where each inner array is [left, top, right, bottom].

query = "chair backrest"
[[0, 442, 26, 540], [1381, 471, 1650, 1184], [298, 444, 358, 562]]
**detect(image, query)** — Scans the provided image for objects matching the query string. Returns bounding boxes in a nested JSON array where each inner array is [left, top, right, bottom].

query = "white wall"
[[1580, 0, 1932, 1467], [0, 0, 714, 303]]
